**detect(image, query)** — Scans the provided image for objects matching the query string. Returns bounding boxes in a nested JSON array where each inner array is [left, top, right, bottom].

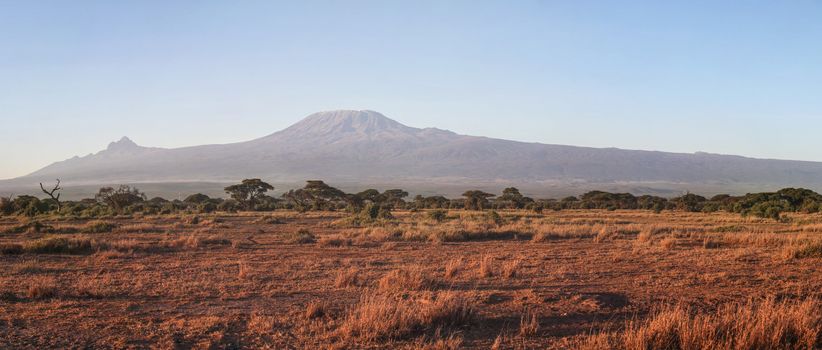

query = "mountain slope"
[[5, 110, 822, 195]]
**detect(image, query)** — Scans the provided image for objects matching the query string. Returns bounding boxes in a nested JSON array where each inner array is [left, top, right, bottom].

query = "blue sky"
[[1, 1, 821, 179]]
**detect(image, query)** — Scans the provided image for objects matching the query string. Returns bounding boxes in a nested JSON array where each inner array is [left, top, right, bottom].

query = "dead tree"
[[40, 179, 62, 211]]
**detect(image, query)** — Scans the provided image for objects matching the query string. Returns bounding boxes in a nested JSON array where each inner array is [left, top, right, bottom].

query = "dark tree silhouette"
[[184, 193, 211, 204], [40, 179, 63, 211], [462, 190, 495, 210]]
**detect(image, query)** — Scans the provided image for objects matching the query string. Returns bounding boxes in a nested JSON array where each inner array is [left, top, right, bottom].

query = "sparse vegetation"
[[287, 228, 316, 244], [1, 207, 821, 348]]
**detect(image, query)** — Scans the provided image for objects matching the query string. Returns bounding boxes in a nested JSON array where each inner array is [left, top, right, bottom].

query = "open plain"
[[1, 210, 821, 349]]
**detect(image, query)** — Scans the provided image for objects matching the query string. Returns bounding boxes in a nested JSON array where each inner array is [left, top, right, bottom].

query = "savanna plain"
[[1, 210, 821, 349]]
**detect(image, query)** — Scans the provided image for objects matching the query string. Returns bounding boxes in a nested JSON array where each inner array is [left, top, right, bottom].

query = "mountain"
[[4, 109, 822, 198]]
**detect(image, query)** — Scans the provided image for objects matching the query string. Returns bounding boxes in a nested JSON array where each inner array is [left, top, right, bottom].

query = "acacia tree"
[[498, 187, 533, 209], [95, 185, 147, 211], [356, 189, 381, 203], [379, 189, 409, 208], [224, 179, 274, 210], [40, 179, 63, 211], [462, 190, 495, 211]]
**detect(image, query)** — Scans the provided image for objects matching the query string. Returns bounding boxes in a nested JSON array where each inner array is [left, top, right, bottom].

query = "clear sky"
[[1, 1, 821, 179]]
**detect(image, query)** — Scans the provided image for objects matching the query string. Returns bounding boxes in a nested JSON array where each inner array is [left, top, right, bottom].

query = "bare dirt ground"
[[1, 210, 821, 349]]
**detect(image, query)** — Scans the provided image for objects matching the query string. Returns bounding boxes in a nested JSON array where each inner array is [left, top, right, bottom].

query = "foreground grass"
[[576, 298, 822, 350]]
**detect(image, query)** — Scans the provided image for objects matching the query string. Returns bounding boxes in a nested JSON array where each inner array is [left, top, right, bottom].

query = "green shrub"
[[83, 220, 117, 233], [428, 209, 448, 222], [345, 204, 393, 226], [4, 221, 55, 234], [288, 229, 316, 244], [197, 202, 217, 213]]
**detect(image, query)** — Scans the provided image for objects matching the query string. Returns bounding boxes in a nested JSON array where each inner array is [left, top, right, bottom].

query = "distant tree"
[[0, 195, 12, 216], [356, 189, 381, 203], [462, 190, 495, 211], [148, 197, 169, 205], [671, 192, 707, 212], [224, 179, 274, 210], [379, 189, 409, 208], [498, 187, 533, 209], [95, 185, 146, 210], [748, 200, 788, 221], [13, 195, 48, 217], [39, 179, 63, 211], [184, 193, 211, 204], [776, 188, 822, 212], [283, 180, 347, 211], [422, 195, 450, 209]]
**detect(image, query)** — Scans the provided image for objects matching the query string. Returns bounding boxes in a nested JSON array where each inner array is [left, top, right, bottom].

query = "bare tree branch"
[[40, 179, 62, 211]]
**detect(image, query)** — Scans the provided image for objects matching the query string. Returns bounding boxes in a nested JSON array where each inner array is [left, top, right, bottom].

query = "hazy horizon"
[[3, 1, 822, 179]]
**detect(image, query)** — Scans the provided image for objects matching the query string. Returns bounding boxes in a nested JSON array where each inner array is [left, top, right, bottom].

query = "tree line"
[[1, 178, 819, 221]]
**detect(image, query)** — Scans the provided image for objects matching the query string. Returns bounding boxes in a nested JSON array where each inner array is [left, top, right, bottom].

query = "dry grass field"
[[1, 210, 821, 349]]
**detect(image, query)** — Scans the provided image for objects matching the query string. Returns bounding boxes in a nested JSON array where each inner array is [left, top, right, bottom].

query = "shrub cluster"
[[4, 178, 821, 222]]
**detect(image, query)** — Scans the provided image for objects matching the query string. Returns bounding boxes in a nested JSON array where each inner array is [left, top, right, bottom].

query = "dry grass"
[[593, 226, 619, 243], [576, 297, 822, 350], [1, 210, 821, 348], [519, 309, 540, 337], [318, 235, 353, 247], [444, 258, 464, 280], [237, 260, 251, 279], [335, 267, 361, 288], [502, 258, 522, 279], [783, 241, 822, 260], [479, 255, 496, 278], [305, 300, 328, 319], [378, 266, 437, 291], [114, 223, 165, 233], [26, 277, 59, 299], [659, 236, 677, 250], [338, 290, 474, 343], [82, 220, 117, 233]]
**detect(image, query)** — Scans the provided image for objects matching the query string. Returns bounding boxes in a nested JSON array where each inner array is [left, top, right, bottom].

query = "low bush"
[[82, 220, 117, 233], [4, 221, 55, 234], [428, 209, 448, 222], [288, 229, 316, 244], [318, 235, 352, 247]]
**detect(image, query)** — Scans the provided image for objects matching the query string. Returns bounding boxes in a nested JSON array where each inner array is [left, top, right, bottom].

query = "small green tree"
[[224, 179, 274, 210], [95, 185, 146, 211]]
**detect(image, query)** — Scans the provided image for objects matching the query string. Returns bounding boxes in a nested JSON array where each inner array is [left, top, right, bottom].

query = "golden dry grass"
[[575, 297, 821, 349]]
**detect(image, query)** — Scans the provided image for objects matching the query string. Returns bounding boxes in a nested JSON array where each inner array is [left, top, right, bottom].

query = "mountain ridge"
[[4, 109, 822, 197]]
